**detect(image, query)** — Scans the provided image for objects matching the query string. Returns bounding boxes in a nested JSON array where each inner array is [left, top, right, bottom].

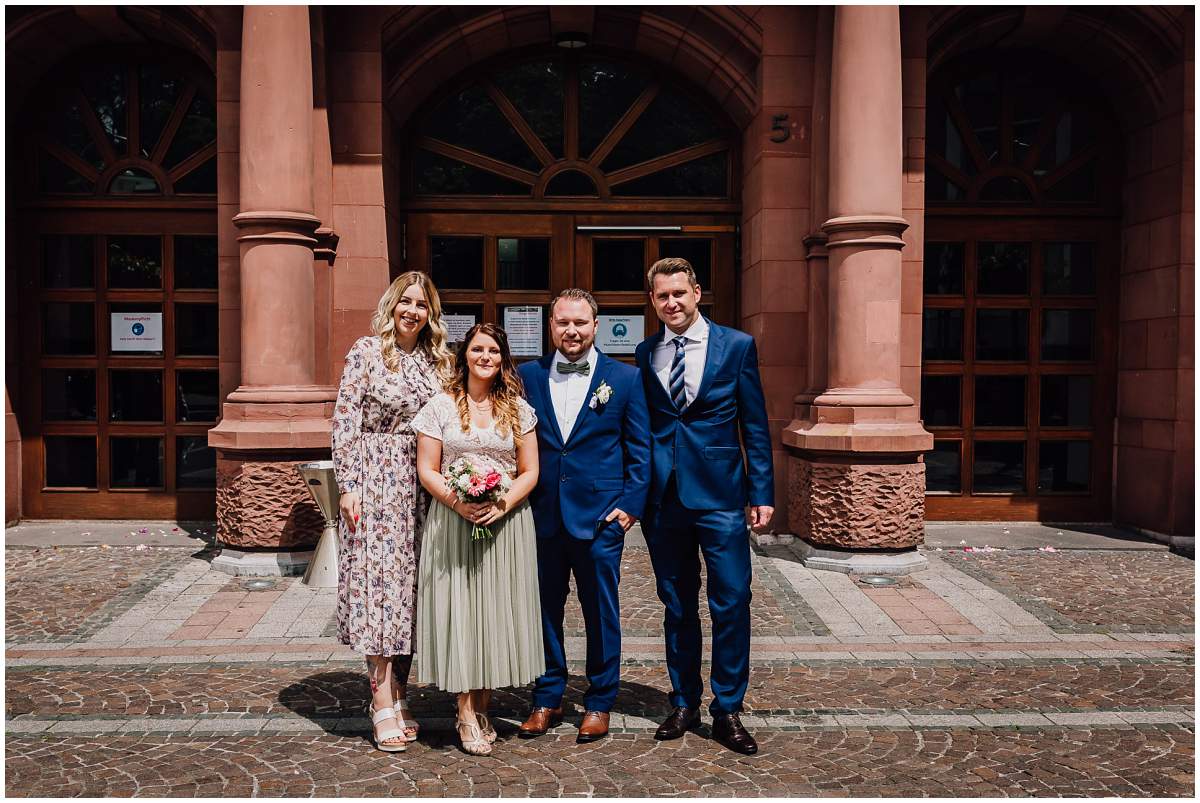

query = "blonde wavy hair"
[[444, 323, 526, 438], [370, 271, 454, 382]]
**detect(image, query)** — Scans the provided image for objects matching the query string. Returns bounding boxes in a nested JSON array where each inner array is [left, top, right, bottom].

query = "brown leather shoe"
[[576, 711, 610, 743], [518, 706, 563, 739]]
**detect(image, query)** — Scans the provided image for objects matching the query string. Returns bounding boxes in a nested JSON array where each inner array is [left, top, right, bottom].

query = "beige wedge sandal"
[[456, 716, 493, 756], [476, 712, 497, 744]]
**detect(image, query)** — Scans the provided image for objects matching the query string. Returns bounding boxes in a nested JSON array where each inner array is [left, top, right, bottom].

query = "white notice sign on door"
[[503, 305, 543, 357], [443, 314, 476, 343], [596, 315, 643, 354], [111, 312, 163, 351]]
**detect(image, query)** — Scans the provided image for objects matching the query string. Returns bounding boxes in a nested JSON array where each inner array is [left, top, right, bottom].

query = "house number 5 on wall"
[[769, 113, 791, 143]]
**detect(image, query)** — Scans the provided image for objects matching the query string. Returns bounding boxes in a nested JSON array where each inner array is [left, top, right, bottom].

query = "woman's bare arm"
[[416, 433, 456, 506]]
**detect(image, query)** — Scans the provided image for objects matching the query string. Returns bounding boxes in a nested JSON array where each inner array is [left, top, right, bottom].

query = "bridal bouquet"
[[444, 457, 509, 540]]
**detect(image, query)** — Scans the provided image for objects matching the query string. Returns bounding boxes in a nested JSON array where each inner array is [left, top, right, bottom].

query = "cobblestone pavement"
[[951, 551, 1195, 633], [7, 659, 1193, 718], [5, 539, 1195, 797], [5, 728, 1194, 797], [4, 546, 198, 643]]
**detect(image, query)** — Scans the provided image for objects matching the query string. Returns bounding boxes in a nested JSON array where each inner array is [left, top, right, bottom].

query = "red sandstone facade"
[[5, 6, 1194, 550]]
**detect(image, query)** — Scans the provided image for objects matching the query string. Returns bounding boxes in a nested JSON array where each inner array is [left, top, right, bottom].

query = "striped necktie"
[[669, 335, 688, 410]]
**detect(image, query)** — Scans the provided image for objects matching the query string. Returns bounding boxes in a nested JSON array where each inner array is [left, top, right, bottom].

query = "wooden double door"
[[16, 209, 219, 519], [406, 212, 737, 361], [921, 216, 1118, 521]]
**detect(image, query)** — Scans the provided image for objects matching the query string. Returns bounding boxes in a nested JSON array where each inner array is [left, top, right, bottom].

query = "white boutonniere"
[[589, 381, 613, 410]]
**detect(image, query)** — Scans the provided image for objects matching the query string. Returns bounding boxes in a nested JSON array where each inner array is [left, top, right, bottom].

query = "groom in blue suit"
[[517, 289, 651, 744], [635, 257, 775, 756]]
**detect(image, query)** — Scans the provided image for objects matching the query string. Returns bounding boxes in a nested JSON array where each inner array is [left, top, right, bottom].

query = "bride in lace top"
[[412, 322, 544, 757], [412, 392, 536, 478]]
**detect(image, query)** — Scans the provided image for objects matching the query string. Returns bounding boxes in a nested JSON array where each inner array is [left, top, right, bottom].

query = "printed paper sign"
[[596, 315, 643, 354], [443, 314, 476, 343], [111, 312, 163, 351], [503, 305, 543, 357]]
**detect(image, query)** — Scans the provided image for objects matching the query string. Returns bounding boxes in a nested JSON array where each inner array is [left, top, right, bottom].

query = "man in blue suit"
[[517, 289, 651, 744], [634, 257, 775, 755]]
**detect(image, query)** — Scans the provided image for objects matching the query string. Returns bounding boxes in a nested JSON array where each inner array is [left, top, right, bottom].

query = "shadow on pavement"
[[278, 670, 680, 735]]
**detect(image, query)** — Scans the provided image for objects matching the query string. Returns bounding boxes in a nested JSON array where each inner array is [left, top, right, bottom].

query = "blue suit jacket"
[[519, 350, 652, 540], [634, 318, 775, 510]]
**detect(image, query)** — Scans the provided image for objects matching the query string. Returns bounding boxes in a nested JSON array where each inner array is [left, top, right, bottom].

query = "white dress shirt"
[[548, 345, 598, 440], [651, 315, 709, 407]]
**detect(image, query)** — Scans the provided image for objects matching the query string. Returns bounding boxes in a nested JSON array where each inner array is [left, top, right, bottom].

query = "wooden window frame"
[[403, 49, 741, 215]]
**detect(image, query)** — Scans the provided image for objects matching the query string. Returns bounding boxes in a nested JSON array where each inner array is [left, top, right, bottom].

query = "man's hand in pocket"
[[604, 507, 636, 533]]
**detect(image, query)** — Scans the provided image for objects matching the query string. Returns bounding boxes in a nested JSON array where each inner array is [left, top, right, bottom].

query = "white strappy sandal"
[[369, 703, 408, 752], [392, 696, 420, 742]]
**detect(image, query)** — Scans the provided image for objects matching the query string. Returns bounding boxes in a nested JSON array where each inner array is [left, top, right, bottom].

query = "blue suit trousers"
[[642, 479, 752, 716], [532, 521, 625, 712]]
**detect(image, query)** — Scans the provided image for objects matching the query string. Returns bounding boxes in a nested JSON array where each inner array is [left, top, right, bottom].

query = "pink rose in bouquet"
[[444, 457, 510, 540]]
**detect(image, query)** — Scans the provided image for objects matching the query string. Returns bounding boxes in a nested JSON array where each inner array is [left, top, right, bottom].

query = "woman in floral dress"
[[331, 271, 453, 752]]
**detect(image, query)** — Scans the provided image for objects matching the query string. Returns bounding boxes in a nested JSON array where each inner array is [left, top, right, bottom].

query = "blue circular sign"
[[131, 323, 145, 336], [612, 323, 628, 337]]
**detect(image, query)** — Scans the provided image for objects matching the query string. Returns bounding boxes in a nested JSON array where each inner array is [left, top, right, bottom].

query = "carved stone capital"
[[821, 214, 908, 249], [313, 226, 340, 263], [233, 210, 321, 247], [802, 232, 829, 260]]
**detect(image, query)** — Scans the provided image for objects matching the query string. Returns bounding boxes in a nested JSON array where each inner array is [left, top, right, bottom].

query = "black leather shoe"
[[654, 706, 700, 741], [712, 712, 758, 755]]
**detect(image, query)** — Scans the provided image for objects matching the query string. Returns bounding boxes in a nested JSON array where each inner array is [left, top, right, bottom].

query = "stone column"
[[795, 6, 833, 412], [208, 6, 334, 564], [783, 5, 932, 574]]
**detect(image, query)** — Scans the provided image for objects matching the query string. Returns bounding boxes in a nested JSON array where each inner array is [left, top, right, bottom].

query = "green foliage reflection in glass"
[[108, 236, 163, 289], [39, 62, 216, 196], [413, 56, 730, 198]]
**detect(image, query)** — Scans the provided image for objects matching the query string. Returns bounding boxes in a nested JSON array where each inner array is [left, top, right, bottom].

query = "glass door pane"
[[592, 239, 646, 291], [497, 237, 550, 290]]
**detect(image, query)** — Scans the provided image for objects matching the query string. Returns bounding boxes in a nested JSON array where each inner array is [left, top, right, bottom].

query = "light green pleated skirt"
[[415, 499, 545, 693]]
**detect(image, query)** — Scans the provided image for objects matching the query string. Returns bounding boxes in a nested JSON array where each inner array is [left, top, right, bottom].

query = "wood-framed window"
[[403, 51, 739, 214]]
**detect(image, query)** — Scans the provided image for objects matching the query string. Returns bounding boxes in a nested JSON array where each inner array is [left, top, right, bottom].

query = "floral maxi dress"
[[332, 335, 440, 656]]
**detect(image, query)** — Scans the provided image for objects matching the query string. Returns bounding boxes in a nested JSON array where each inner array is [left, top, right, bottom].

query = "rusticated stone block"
[[215, 454, 325, 549], [788, 456, 924, 549]]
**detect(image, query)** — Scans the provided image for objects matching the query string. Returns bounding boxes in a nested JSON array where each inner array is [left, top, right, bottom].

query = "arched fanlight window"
[[926, 53, 1117, 207], [410, 56, 734, 199], [37, 60, 216, 197]]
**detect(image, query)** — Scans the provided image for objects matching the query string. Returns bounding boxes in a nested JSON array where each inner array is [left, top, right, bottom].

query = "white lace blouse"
[[410, 392, 537, 475]]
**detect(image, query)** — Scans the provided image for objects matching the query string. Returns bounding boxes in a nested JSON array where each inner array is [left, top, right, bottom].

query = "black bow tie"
[[556, 360, 590, 375]]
